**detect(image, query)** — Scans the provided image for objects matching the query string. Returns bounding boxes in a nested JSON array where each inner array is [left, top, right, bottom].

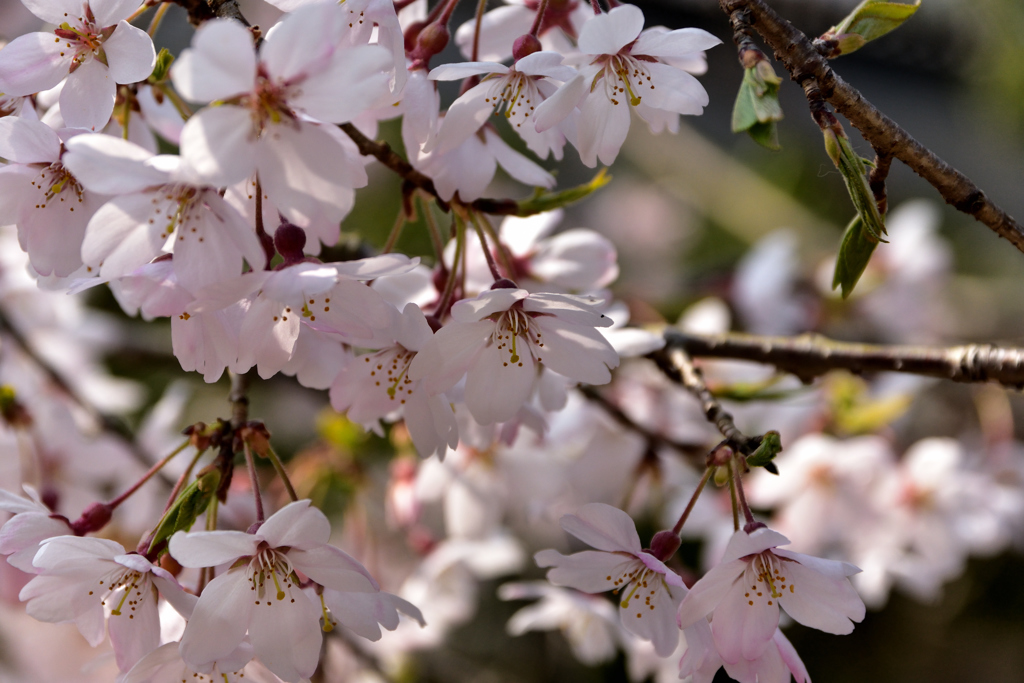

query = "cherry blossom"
[[428, 51, 578, 160], [19, 535, 188, 672], [538, 4, 719, 167], [0, 116, 106, 277], [170, 4, 391, 226], [535, 503, 696, 656], [0, 0, 156, 130], [0, 486, 72, 573], [408, 286, 619, 424], [168, 499, 382, 682], [454, 0, 594, 62], [330, 303, 459, 459], [676, 526, 865, 665]]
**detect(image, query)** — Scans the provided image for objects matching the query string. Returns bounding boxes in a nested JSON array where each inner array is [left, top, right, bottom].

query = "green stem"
[[108, 438, 191, 511], [672, 467, 712, 535], [266, 446, 299, 502]]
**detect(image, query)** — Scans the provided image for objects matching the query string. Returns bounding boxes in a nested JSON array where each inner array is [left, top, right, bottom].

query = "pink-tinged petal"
[[454, 5, 533, 62], [560, 502, 642, 553], [63, 134, 170, 193], [515, 51, 575, 81], [636, 552, 687, 588], [676, 558, 746, 628], [104, 21, 157, 84], [257, 121, 361, 228], [521, 291, 608, 322], [774, 628, 810, 683], [777, 557, 864, 634], [171, 20, 256, 102], [108, 582, 161, 672], [535, 549, 638, 592], [82, 192, 167, 277], [174, 191, 264, 289], [259, 3, 343, 83], [451, 288, 527, 322], [168, 529, 258, 568], [577, 4, 644, 55], [678, 619, 719, 681], [0, 513, 71, 572], [90, 0, 143, 25], [288, 545, 379, 592], [532, 316, 619, 384], [237, 297, 301, 378], [711, 564, 779, 663], [20, 574, 106, 645], [179, 569, 253, 670], [152, 574, 197, 621], [60, 57, 115, 130], [464, 340, 535, 424], [633, 27, 722, 60], [248, 587, 322, 682], [121, 642, 186, 683], [723, 637, 788, 683], [428, 61, 508, 81], [307, 280, 393, 342], [21, 0, 83, 25], [179, 105, 256, 187], [576, 90, 630, 168], [720, 527, 789, 563], [0, 32, 72, 96], [432, 81, 494, 154], [331, 253, 417, 280], [0, 116, 61, 163], [407, 320, 492, 395], [485, 128, 555, 188], [33, 535, 124, 569], [773, 548, 860, 578], [0, 489, 47, 515], [642, 62, 708, 114], [533, 72, 585, 133], [257, 500, 330, 549], [620, 582, 683, 657], [291, 44, 392, 123], [322, 589, 422, 641], [531, 228, 619, 290], [395, 303, 433, 351], [403, 390, 458, 459]]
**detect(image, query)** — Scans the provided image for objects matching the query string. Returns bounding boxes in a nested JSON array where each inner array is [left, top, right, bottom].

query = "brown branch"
[[869, 151, 893, 216], [648, 345, 757, 451], [578, 385, 706, 461], [664, 329, 1024, 389], [338, 123, 520, 216], [168, 0, 250, 26], [720, 0, 1024, 254]]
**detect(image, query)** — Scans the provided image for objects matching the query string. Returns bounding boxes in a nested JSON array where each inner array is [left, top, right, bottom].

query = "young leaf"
[[746, 430, 783, 468], [826, 0, 921, 56], [832, 215, 879, 298], [147, 466, 221, 554], [732, 63, 784, 150]]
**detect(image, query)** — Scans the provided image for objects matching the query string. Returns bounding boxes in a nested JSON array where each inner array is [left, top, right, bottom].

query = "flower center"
[[743, 552, 793, 608], [53, 7, 115, 72], [493, 308, 544, 367], [483, 73, 538, 129], [363, 347, 416, 403], [30, 163, 85, 211], [92, 567, 152, 620], [241, 69, 298, 132], [247, 547, 298, 604], [596, 54, 654, 107]]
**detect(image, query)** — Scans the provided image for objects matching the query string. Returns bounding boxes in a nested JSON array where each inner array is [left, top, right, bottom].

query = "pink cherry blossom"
[[454, 0, 595, 62], [168, 499, 382, 682], [0, 486, 72, 573], [676, 526, 865, 665], [0, 0, 156, 130], [408, 287, 619, 425], [534, 503, 701, 657], [538, 4, 719, 167]]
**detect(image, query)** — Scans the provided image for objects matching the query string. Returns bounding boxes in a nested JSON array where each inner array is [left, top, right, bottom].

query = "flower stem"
[[727, 462, 739, 531], [147, 2, 170, 37], [266, 446, 299, 502], [126, 1, 156, 23], [161, 446, 207, 514], [528, 0, 550, 37], [471, 0, 488, 61], [382, 204, 409, 254], [156, 83, 192, 120], [468, 210, 503, 281], [731, 452, 757, 528], [420, 195, 445, 264], [672, 467, 712, 535], [589, 0, 602, 14], [244, 441, 265, 523], [435, 215, 464, 315], [108, 438, 191, 511], [478, 213, 516, 280]]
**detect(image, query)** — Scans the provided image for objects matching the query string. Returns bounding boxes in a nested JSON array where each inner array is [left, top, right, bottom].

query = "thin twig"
[[720, 0, 1024, 253], [578, 385, 705, 461], [663, 328, 1024, 389]]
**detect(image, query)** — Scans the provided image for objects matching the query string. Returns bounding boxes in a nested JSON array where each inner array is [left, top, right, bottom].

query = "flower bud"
[[71, 502, 113, 535], [411, 23, 450, 64], [274, 221, 307, 263], [490, 278, 518, 290], [512, 34, 542, 61], [648, 530, 681, 562]]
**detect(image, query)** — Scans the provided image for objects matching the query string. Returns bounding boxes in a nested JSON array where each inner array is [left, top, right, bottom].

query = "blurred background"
[[3, 0, 1024, 681]]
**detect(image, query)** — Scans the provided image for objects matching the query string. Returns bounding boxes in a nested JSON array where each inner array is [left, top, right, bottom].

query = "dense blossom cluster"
[[0, 0, 1021, 682]]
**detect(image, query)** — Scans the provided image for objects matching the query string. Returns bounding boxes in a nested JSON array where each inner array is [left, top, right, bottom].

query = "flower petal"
[[535, 549, 638, 593], [577, 4, 644, 55], [258, 500, 330, 549], [179, 569, 253, 671], [533, 316, 618, 384], [676, 558, 746, 629], [464, 339, 535, 424], [632, 27, 722, 60], [0, 32, 72, 96], [576, 89, 630, 168], [248, 586, 322, 682], [777, 555, 865, 634], [0, 116, 61, 164], [485, 128, 555, 188], [559, 503, 643, 553], [711, 563, 779, 663], [104, 21, 157, 85], [720, 527, 789, 563], [288, 545, 379, 592], [90, 0, 142, 26], [620, 581, 684, 657], [451, 288, 527, 322], [60, 57, 116, 130], [179, 105, 256, 187], [171, 19, 256, 102], [168, 530, 258, 568], [432, 81, 494, 155], [408, 320, 492, 395]]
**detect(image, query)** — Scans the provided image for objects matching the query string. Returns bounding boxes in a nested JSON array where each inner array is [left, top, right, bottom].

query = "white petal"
[[428, 61, 508, 80], [720, 527, 789, 563], [432, 81, 495, 154], [21, 0, 82, 25], [676, 558, 747, 628], [0, 116, 61, 164], [619, 582, 682, 657], [576, 90, 630, 168], [179, 105, 256, 187], [560, 503, 642, 553], [105, 21, 157, 84], [535, 549, 636, 592], [258, 500, 330, 549], [533, 316, 618, 384], [522, 291, 609, 325], [171, 19, 256, 102], [642, 62, 708, 114], [577, 4, 644, 55], [451, 288, 527, 322], [168, 529, 258, 568], [777, 557, 865, 634], [288, 545, 379, 592], [289, 44, 392, 123], [108, 582, 161, 672], [63, 134, 169, 193], [515, 51, 574, 81], [485, 128, 555, 188], [90, 0, 142, 25], [454, 5, 533, 62], [0, 32, 72, 96], [710, 565, 778, 663], [179, 569, 253, 670], [248, 587, 322, 682], [464, 340, 535, 424], [60, 57, 115, 130], [259, 3, 343, 83], [632, 27, 722, 60], [408, 320, 492, 395]]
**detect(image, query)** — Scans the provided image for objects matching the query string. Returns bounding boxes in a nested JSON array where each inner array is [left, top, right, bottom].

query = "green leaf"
[[832, 215, 879, 298], [747, 121, 781, 150], [149, 48, 174, 83], [147, 467, 220, 554], [515, 169, 610, 216], [830, 133, 887, 242], [732, 63, 784, 149], [732, 79, 759, 133], [746, 431, 783, 468], [829, 0, 921, 55]]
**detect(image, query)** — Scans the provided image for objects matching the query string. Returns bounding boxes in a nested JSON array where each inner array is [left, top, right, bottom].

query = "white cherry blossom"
[[169, 499, 382, 682], [676, 526, 865, 665], [0, 486, 72, 573], [454, 0, 594, 62], [0, 0, 156, 130], [408, 287, 619, 425], [538, 4, 720, 167]]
